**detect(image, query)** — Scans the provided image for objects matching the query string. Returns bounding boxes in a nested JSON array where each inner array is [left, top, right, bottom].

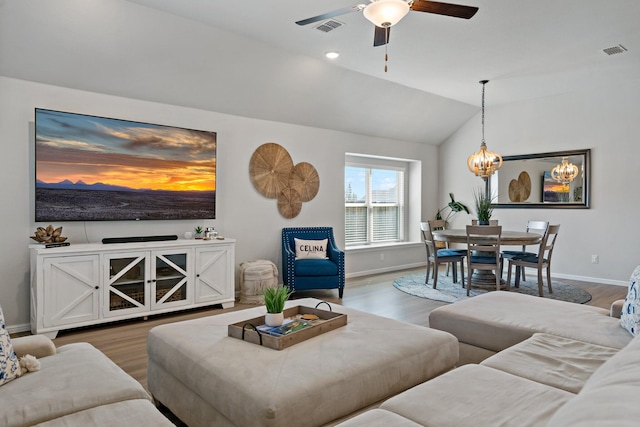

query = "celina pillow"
[[621, 265, 640, 336], [1, 305, 23, 386], [294, 238, 328, 260]]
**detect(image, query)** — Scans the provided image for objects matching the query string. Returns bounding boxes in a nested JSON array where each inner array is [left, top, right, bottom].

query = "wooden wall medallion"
[[289, 162, 320, 203], [249, 142, 294, 199]]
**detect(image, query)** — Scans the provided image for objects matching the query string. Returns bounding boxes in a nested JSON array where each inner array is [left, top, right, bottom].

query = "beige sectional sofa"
[[339, 291, 640, 426], [0, 335, 172, 427]]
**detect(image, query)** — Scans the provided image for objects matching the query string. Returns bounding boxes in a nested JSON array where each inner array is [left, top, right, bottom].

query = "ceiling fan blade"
[[410, 1, 479, 19], [373, 26, 390, 47], [295, 4, 365, 26]]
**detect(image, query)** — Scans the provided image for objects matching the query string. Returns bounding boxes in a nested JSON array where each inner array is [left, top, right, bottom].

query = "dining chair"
[[428, 219, 467, 277], [465, 225, 502, 296], [506, 224, 561, 297], [420, 222, 465, 289], [501, 220, 549, 280]]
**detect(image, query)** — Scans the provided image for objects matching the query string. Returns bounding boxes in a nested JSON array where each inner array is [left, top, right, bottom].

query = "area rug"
[[393, 272, 592, 304]]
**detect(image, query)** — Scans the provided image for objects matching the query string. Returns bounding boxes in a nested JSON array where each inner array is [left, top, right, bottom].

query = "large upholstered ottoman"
[[147, 298, 458, 427]]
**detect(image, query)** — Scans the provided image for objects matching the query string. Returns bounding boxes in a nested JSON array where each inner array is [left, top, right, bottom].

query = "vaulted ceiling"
[[1, 0, 639, 144]]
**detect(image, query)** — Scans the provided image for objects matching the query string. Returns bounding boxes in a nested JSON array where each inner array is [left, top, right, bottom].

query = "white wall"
[[439, 84, 640, 285], [0, 76, 437, 329]]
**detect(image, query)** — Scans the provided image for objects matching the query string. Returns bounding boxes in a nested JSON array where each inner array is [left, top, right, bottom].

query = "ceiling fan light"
[[363, 0, 410, 27]]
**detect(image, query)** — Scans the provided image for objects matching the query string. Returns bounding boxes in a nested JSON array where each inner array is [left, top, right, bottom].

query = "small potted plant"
[[473, 188, 495, 225], [194, 226, 203, 239], [263, 286, 293, 326]]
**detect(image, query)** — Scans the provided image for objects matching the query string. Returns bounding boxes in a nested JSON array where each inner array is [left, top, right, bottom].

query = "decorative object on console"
[[467, 80, 503, 185], [194, 226, 203, 239], [249, 142, 320, 219], [263, 286, 293, 326], [30, 224, 67, 244]]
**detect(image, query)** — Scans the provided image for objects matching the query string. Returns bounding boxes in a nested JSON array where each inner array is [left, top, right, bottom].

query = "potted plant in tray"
[[194, 226, 203, 239], [473, 188, 495, 225], [263, 286, 293, 326]]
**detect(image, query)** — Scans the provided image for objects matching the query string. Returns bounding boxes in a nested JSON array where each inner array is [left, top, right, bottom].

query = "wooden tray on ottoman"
[[228, 304, 347, 350]]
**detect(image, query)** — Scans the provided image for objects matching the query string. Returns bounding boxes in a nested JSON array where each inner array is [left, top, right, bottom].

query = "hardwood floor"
[[49, 267, 627, 392]]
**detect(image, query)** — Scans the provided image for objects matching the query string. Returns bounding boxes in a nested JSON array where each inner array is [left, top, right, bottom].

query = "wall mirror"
[[491, 149, 590, 209]]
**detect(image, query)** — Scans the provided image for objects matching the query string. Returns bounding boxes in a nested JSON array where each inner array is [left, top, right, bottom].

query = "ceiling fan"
[[296, 0, 478, 47]]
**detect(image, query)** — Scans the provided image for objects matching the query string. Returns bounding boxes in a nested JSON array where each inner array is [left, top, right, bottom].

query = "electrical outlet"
[[591, 255, 599, 264]]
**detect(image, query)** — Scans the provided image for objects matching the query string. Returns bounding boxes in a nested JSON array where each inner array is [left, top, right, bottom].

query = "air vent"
[[603, 44, 628, 55], [315, 19, 344, 33]]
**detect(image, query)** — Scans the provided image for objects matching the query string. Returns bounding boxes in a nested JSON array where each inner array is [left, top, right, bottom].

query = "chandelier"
[[551, 157, 579, 185], [467, 80, 502, 181], [362, 0, 410, 27]]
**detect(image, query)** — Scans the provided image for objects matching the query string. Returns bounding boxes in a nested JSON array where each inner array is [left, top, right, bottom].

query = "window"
[[345, 160, 406, 246]]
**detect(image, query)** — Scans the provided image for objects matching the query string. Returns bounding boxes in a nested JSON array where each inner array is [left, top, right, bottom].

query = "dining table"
[[431, 229, 543, 288]]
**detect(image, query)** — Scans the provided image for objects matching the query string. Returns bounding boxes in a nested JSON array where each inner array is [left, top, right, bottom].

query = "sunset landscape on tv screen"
[[35, 109, 216, 221]]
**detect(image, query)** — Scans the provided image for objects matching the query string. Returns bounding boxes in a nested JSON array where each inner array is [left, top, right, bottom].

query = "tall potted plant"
[[263, 286, 293, 326], [473, 188, 495, 225]]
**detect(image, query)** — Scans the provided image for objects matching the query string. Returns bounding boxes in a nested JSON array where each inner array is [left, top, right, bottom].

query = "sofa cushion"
[[294, 238, 327, 259], [0, 305, 22, 386], [429, 292, 632, 353], [379, 364, 572, 427], [336, 408, 423, 426], [481, 333, 619, 393], [32, 399, 173, 427], [294, 258, 338, 276], [547, 335, 640, 426], [620, 265, 640, 336], [0, 342, 151, 427]]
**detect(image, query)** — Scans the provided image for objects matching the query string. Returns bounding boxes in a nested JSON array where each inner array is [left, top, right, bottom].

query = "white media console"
[[30, 238, 235, 338]]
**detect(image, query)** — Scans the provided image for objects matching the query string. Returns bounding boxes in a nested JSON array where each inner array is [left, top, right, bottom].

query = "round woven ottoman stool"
[[239, 259, 278, 304]]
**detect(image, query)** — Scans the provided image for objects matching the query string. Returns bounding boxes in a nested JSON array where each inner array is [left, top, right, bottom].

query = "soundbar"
[[102, 235, 178, 244]]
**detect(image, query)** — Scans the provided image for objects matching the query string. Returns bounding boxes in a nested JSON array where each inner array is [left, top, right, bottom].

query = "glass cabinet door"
[[152, 251, 191, 309], [105, 254, 148, 316]]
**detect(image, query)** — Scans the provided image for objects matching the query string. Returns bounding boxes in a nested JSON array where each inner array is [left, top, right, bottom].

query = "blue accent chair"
[[282, 227, 345, 298]]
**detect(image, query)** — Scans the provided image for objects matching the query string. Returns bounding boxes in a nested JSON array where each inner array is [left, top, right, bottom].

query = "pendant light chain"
[[481, 80, 486, 143], [384, 26, 390, 73]]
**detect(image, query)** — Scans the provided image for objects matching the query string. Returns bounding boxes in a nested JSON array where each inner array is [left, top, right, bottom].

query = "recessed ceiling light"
[[325, 51, 340, 59]]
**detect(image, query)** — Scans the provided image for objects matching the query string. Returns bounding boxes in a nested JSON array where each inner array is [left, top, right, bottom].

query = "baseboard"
[[347, 264, 629, 287], [7, 322, 31, 335], [551, 273, 627, 287]]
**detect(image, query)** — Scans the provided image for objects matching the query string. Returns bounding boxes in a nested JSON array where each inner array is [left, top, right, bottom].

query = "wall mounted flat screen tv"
[[35, 108, 216, 221]]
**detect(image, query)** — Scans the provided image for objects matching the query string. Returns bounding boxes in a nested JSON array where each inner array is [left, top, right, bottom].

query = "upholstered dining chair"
[[501, 220, 549, 281], [421, 221, 465, 289], [427, 219, 466, 277], [506, 224, 560, 297], [281, 227, 345, 298], [465, 225, 502, 296]]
